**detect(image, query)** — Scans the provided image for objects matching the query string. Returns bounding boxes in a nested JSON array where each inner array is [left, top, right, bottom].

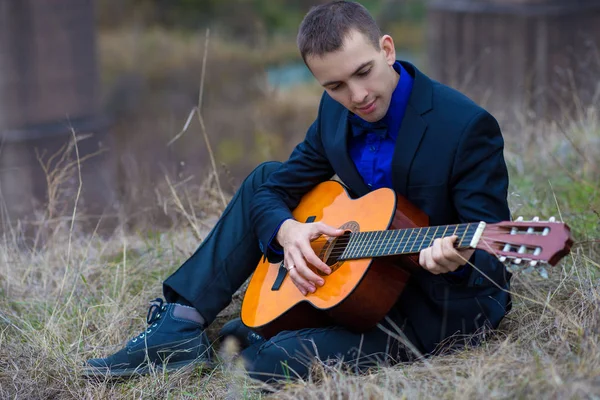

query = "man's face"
[[306, 29, 398, 122]]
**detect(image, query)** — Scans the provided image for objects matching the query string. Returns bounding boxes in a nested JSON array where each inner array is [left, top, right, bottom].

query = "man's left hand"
[[419, 235, 475, 275]]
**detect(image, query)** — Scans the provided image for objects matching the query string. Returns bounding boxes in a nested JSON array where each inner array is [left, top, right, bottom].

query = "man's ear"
[[380, 35, 396, 65]]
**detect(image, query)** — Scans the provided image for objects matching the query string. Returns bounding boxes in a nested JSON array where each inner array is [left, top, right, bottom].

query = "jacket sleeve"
[[250, 95, 335, 263], [450, 110, 511, 287]]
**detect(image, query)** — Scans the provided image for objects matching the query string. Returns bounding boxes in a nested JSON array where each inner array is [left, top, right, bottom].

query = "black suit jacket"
[[249, 61, 511, 353]]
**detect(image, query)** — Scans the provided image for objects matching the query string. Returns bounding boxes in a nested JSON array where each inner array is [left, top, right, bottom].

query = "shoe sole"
[[82, 359, 215, 379]]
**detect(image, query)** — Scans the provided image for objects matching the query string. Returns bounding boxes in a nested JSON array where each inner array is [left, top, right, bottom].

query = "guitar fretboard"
[[339, 223, 478, 260]]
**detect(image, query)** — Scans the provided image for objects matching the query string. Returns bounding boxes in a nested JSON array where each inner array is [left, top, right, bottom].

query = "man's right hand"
[[276, 219, 344, 296]]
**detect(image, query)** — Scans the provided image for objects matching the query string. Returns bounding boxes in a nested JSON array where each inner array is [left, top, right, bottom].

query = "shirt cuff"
[[266, 218, 292, 256]]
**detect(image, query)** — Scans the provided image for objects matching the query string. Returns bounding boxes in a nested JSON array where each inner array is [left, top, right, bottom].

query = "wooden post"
[[426, 0, 600, 127], [0, 0, 115, 232]]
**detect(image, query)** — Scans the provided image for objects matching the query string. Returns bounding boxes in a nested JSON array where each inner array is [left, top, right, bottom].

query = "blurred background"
[[0, 0, 599, 238]]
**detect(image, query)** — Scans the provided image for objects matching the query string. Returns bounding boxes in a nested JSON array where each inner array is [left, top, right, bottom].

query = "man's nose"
[[349, 84, 368, 105]]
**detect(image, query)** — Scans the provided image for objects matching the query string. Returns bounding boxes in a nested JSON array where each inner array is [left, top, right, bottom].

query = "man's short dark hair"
[[297, 1, 382, 62]]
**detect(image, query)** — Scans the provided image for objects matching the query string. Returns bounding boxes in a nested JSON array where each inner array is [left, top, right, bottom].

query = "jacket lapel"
[[333, 108, 371, 197], [391, 62, 433, 196]]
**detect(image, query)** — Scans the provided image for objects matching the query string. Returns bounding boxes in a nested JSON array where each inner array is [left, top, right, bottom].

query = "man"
[[85, 1, 511, 381]]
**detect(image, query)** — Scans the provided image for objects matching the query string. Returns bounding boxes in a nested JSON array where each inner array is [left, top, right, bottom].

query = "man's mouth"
[[356, 99, 376, 114]]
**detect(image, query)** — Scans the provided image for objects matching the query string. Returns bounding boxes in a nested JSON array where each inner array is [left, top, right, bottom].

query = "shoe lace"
[[131, 298, 166, 343]]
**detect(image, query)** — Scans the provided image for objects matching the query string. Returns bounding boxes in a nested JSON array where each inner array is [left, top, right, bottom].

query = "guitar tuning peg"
[[538, 267, 549, 279], [513, 258, 522, 265], [499, 256, 507, 263], [549, 216, 556, 222], [516, 216, 524, 222], [529, 260, 538, 267], [532, 216, 539, 222]]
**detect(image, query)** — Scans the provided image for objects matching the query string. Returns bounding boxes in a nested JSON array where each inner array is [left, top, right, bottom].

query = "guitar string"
[[308, 223, 472, 242], [321, 227, 473, 256], [311, 223, 548, 241], [324, 225, 476, 259], [316, 234, 537, 269], [309, 223, 472, 247], [311, 225, 545, 261], [333, 229, 546, 261], [322, 224, 541, 252], [476, 234, 544, 262]]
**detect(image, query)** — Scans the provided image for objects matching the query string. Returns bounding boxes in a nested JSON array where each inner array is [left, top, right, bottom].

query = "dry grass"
[[1, 115, 599, 399]]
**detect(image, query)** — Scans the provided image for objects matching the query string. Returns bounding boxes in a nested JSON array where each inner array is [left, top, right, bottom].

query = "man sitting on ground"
[[85, 0, 511, 381]]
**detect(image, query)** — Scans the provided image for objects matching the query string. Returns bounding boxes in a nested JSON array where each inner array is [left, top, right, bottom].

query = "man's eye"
[[329, 84, 342, 91], [358, 69, 371, 77]]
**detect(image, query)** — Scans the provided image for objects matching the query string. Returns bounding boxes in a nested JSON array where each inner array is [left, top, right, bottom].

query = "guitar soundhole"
[[316, 221, 359, 276]]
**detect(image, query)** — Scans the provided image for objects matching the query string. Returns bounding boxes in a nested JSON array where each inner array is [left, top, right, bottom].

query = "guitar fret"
[[430, 225, 440, 248], [370, 231, 379, 257], [451, 225, 459, 240], [354, 231, 369, 259], [458, 224, 469, 247], [382, 230, 393, 256], [368, 231, 376, 257], [351, 231, 363, 259], [377, 231, 389, 256], [419, 227, 431, 252], [440, 225, 449, 243], [411, 228, 422, 253], [364, 231, 376, 258], [409, 228, 420, 254], [407, 228, 417, 253], [346, 231, 361, 259], [387, 230, 396, 255], [393, 228, 407, 255], [373, 231, 384, 257], [367, 231, 377, 258], [402, 229, 414, 254]]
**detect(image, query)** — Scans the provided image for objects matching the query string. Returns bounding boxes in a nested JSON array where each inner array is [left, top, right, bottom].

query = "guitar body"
[[241, 180, 429, 339]]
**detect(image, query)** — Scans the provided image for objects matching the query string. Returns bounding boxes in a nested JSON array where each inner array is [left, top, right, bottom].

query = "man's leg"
[[84, 161, 282, 377], [240, 312, 423, 382], [163, 161, 282, 326]]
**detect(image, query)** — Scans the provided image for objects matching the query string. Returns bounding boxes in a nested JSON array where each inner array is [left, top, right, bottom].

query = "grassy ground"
[[1, 113, 599, 399]]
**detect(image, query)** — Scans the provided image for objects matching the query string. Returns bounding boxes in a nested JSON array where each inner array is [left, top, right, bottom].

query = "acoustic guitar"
[[241, 180, 573, 339]]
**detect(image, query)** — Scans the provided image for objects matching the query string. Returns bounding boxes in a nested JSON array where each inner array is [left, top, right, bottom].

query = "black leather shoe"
[[83, 299, 212, 378], [219, 317, 264, 350]]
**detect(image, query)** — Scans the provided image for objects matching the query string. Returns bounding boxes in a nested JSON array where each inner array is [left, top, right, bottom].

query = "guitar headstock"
[[477, 217, 573, 278]]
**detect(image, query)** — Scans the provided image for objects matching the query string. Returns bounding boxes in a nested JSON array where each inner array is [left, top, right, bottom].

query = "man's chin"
[[359, 112, 385, 123]]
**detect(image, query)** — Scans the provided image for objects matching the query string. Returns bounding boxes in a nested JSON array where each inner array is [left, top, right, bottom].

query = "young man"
[[85, 1, 511, 381]]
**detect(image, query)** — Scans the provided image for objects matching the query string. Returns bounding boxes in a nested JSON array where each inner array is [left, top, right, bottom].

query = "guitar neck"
[[338, 222, 485, 260]]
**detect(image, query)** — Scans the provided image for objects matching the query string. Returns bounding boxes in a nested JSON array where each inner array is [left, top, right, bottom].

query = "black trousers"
[[163, 162, 421, 381]]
